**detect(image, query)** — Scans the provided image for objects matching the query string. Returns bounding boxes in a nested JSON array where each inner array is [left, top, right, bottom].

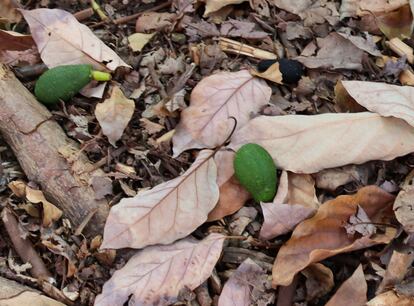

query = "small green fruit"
[[233, 143, 277, 202], [34, 64, 111, 104]]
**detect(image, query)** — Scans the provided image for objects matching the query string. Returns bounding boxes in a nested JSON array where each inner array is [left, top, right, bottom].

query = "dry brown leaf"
[[0, 30, 34, 51], [0, 0, 21, 23], [344, 205, 376, 237], [376, 4, 414, 39], [95, 233, 225, 306], [203, 0, 248, 16], [218, 258, 274, 306], [207, 151, 250, 221], [394, 185, 414, 233], [325, 265, 367, 306], [301, 263, 334, 301], [139, 118, 164, 135], [271, 0, 339, 26], [173, 70, 271, 156], [340, 0, 409, 18], [340, 81, 414, 127], [297, 32, 364, 70], [229, 112, 414, 174], [259, 171, 318, 240], [127, 32, 155, 52], [220, 19, 269, 40], [367, 290, 414, 306], [95, 86, 135, 147], [21, 8, 130, 71], [135, 12, 176, 32], [25, 186, 62, 227], [315, 165, 369, 192], [377, 250, 414, 293], [101, 150, 219, 249], [272, 186, 396, 287], [336, 27, 381, 56]]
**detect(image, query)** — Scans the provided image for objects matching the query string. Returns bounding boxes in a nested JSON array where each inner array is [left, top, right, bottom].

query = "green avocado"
[[233, 143, 277, 202], [34, 64, 93, 104]]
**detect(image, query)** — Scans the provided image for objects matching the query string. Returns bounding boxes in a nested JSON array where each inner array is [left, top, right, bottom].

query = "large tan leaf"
[[95, 233, 225, 306], [272, 186, 396, 287], [259, 171, 318, 240], [173, 70, 271, 156], [340, 0, 408, 18], [20, 8, 130, 71], [341, 81, 414, 127], [101, 150, 219, 249], [203, 0, 248, 16], [229, 112, 414, 173], [208, 150, 250, 221], [218, 258, 274, 306], [325, 265, 367, 306]]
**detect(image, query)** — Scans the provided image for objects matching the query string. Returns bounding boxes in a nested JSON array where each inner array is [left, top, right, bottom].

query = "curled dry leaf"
[[325, 265, 367, 306], [173, 70, 271, 156], [259, 171, 318, 240], [21, 8, 130, 71], [340, 81, 414, 127], [95, 233, 225, 306], [296, 32, 364, 70], [207, 150, 250, 221], [315, 165, 370, 192], [101, 150, 219, 249], [203, 0, 248, 16], [367, 290, 414, 306], [301, 263, 334, 301], [26, 186, 62, 227], [340, 0, 409, 18], [218, 258, 274, 306], [272, 186, 396, 287], [377, 250, 414, 293], [95, 86, 135, 147], [229, 112, 414, 174]]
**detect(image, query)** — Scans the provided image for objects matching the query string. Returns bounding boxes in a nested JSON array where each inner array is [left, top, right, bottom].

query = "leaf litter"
[[2, 0, 414, 305]]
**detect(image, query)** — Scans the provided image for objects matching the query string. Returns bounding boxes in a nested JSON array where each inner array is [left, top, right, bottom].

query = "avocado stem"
[[91, 70, 111, 82]]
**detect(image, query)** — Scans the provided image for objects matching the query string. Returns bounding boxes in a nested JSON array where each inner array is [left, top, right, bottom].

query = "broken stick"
[[0, 64, 109, 236]]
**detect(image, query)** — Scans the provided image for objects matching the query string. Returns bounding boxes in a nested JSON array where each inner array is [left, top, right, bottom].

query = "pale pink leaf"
[[95, 233, 225, 306], [95, 86, 135, 147], [218, 258, 273, 306], [260, 171, 318, 240], [341, 81, 414, 127], [20, 8, 130, 71], [173, 70, 271, 156], [101, 150, 219, 249], [325, 265, 367, 306], [229, 112, 414, 173]]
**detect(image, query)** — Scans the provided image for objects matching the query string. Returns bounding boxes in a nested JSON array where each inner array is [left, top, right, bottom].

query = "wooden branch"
[[0, 64, 109, 236]]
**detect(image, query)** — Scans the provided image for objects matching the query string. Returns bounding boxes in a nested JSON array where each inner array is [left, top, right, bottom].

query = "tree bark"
[[0, 64, 108, 236]]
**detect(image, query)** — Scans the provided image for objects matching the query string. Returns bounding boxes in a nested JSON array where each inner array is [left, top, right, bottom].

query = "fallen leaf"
[[95, 86, 135, 147], [344, 205, 376, 237], [135, 12, 176, 32], [272, 186, 396, 286], [228, 207, 257, 235], [259, 171, 318, 240], [229, 112, 414, 173], [127, 32, 155, 52], [336, 27, 382, 56], [340, 81, 414, 127], [301, 263, 334, 301], [220, 19, 269, 39], [339, 0, 409, 18], [26, 186, 62, 227], [139, 118, 164, 135], [271, 0, 339, 26], [173, 0, 196, 14], [173, 70, 271, 156], [297, 32, 364, 70], [207, 150, 250, 221], [21, 8, 130, 71], [325, 265, 367, 306], [203, 0, 248, 16], [377, 250, 414, 293], [367, 290, 414, 306], [315, 165, 370, 192], [250, 0, 270, 17], [95, 233, 225, 306], [376, 4, 414, 39], [0, 0, 21, 23], [394, 185, 414, 233], [0, 30, 34, 51], [218, 258, 274, 306], [90, 176, 113, 200], [101, 150, 219, 249]]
